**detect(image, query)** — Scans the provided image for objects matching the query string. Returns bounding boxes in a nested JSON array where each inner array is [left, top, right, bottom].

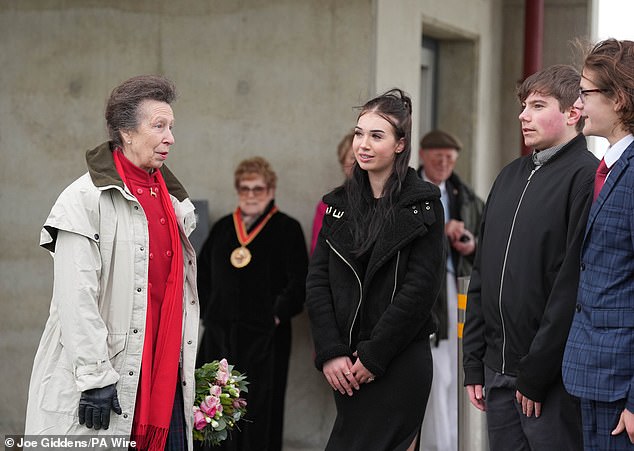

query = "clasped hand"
[[78, 383, 122, 430], [323, 353, 375, 396]]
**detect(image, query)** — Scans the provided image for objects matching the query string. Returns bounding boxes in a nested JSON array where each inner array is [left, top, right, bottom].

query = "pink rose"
[[216, 359, 230, 385], [200, 395, 219, 417], [193, 407, 208, 431], [209, 385, 222, 397]]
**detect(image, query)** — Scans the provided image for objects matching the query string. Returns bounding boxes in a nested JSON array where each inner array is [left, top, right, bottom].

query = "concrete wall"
[[420, 0, 505, 197], [0, 2, 372, 448], [374, 0, 505, 195], [0, 0, 591, 449]]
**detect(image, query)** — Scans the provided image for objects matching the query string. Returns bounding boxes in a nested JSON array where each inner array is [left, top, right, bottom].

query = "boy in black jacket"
[[463, 65, 598, 450]]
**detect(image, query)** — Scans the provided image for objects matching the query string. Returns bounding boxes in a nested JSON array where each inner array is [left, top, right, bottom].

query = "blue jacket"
[[563, 139, 634, 412]]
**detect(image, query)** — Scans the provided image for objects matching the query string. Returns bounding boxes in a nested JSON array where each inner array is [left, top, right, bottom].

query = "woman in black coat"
[[196, 157, 308, 451], [306, 89, 445, 451]]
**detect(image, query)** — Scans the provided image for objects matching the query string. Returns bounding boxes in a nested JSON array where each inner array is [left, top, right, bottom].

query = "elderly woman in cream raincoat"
[[25, 75, 199, 451]]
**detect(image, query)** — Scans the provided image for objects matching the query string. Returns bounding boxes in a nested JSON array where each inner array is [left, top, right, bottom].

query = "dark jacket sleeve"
[[434, 180, 484, 342], [462, 191, 491, 387], [273, 217, 309, 323], [305, 215, 353, 370], [516, 171, 595, 401], [356, 199, 446, 377], [459, 185, 485, 269], [196, 227, 215, 321]]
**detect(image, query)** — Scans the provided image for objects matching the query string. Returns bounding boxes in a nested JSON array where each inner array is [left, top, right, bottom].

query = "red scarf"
[[113, 150, 184, 451]]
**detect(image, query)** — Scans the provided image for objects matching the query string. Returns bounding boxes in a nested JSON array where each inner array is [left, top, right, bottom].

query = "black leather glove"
[[78, 383, 122, 430]]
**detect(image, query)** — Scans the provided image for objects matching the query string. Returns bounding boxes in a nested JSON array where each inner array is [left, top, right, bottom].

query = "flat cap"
[[420, 129, 463, 151]]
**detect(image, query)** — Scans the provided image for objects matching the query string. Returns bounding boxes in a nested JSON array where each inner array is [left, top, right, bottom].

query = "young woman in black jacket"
[[306, 89, 445, 451]]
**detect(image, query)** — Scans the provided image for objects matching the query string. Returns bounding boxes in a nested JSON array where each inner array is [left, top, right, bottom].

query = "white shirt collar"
[[604, 134, 634, 169], [421, 172, 446, 193]]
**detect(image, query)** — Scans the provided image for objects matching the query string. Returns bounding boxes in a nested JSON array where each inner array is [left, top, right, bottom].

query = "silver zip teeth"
[[498, 168, 535, 374]]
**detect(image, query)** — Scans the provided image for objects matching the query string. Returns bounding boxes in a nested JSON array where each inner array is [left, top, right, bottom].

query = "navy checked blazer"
[[563, 139, 634, 412]]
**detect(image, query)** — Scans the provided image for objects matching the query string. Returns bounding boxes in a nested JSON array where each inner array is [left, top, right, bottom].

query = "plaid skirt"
[[164, 380, 187, 451]]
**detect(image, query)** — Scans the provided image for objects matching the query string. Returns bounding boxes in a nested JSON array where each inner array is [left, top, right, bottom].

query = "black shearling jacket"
[[306, 168, 445, 377]]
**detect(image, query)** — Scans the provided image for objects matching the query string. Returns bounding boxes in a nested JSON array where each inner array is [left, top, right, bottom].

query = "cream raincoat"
[[25, 142, 199, 450]]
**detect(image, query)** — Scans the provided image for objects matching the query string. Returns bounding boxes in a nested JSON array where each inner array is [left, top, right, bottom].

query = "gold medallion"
[[230, 206, 277, 270], [230, 246, 252, 268]]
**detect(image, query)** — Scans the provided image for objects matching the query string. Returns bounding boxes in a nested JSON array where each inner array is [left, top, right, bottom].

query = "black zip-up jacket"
[[462, 134, 598, 402], [306, 168, 445, 377], [417, 167, 485, 341]]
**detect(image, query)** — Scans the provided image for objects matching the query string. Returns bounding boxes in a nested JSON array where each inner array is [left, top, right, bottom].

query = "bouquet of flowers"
[[193, 358, 249, 446]]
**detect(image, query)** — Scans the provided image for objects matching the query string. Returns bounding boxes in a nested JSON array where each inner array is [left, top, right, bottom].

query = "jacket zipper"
[[326, 241, 401, 347], [390, 251, 400, 304], [498, 168, 536, 373], [326, 240, 363, 347]]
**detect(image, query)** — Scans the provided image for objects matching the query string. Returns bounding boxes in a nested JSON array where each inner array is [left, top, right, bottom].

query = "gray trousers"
[[484, 366, 582, 451]]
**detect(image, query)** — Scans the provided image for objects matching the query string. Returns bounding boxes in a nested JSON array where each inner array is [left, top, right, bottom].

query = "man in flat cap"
[[418, 129, 484, 451]]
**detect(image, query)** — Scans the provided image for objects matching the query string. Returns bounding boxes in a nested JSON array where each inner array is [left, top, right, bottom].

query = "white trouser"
[[421, 272, 458, 451]]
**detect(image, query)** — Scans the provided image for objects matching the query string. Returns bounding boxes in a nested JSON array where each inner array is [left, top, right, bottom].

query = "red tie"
[[593, 158, 610, 201]]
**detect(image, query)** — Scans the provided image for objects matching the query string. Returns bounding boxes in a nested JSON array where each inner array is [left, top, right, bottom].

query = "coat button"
[[575, 304, 582, 313], [182, 381, 187, 386], [133, 329, 138, 333], [160, 218, 166, 225], [136, 188, 143, 195], [187, 340, 193, 345], [129, 371, 134, 376], [191, 300, 196, 305], [123, 414, 128, 419], [136, 288, 142, 293], [134, 205, 139, 210], [149, 252, 154, 259], [580, 262, 586, 271], [166, 250, 173, 257], [94, 234, 99, 240]]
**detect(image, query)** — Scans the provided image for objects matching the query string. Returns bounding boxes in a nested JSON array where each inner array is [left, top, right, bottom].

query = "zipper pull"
[[527, 169, 536, 181]]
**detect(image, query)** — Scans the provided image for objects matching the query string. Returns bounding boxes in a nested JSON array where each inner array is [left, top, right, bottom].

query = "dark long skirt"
[[326, 339, 433, 451]]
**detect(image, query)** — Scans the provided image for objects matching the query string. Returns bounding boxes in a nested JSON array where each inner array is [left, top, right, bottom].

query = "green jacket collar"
[[85, 141, 189, 201]]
